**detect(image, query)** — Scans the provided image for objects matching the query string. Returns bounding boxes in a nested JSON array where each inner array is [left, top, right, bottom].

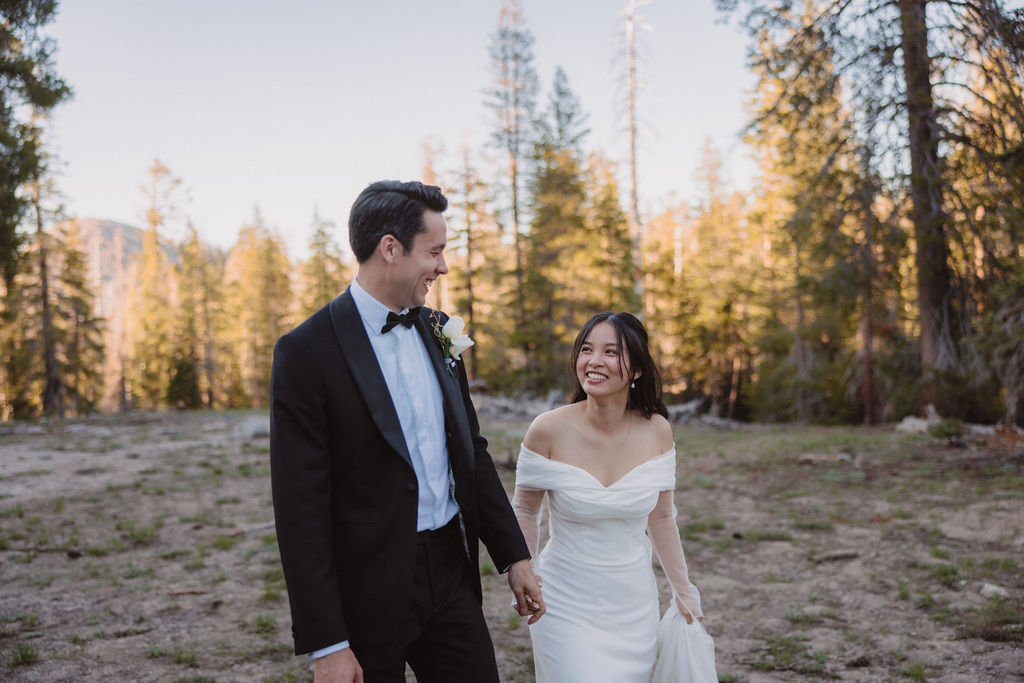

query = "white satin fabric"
[[515, 446, 677, 683]]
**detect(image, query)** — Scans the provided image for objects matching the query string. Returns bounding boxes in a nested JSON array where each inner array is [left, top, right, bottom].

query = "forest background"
[[2, 0, 1023, 428]]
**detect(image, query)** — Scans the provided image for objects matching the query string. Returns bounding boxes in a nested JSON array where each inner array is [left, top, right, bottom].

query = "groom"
[[270, 180, 544, 683]]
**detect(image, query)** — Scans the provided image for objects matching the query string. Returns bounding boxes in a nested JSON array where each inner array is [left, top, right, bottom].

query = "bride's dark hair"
[[569, 312, 668, 420]]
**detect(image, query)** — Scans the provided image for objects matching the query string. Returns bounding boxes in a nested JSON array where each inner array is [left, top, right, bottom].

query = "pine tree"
[[585, 153, 639, 314], [643, 201, 701, 401], [168, 224, 222, 409], [683, 141, 756, 419], [0, 246, 39, 418], [55, 221, 105, 415], [944, 48, 1024, 423], [485, 0, 540, 331], [222, 209, 292, 408], [620, 0, 649, 306], [420, 139, 450, 312], [299, 210, 348, 320], [128, 160, 181, 409], [740, 0, 930, 422], [25, 116, 64, 416], [446, 145, 502, 381], [743, 10, 860, 422], [0, 220, 105, 418], [0, 0, 72, 292], [720, 0, 1024, 412], [520, 67, 593, 393]]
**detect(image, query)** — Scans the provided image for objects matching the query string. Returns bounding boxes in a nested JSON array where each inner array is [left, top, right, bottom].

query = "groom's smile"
[[391, 209, 449, 310]]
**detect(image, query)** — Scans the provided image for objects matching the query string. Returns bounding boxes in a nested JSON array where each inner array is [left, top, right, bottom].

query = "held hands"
[[314, 648, 363, 683], [508, 559, 546, 624]]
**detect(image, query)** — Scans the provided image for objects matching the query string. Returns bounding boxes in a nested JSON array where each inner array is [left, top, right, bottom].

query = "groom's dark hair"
[[349, 180, 448, 263]]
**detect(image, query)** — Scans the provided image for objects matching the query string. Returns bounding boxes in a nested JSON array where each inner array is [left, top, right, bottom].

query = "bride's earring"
[[630, 380, 636, 389]]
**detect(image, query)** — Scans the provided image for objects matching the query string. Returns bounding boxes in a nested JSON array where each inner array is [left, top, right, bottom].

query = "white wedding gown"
[[515, 445, 677, 683]]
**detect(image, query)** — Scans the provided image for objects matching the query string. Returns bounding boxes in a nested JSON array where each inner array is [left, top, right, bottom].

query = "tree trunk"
[[462, 149, 477, 380], [34, 180, 63, 417], [861, 283, 877, 425], [625, 1, 645, 312], [860, 176, 878, 425], [511, 152, 525, 328], [794, 245, 810, 422], [727, 352, 742, 420], [900, 0, 959, 398], [202, 284, 216, 409]]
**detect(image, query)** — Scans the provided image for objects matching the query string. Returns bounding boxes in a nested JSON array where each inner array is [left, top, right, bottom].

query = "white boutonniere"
[[430, 312, 474, 375]]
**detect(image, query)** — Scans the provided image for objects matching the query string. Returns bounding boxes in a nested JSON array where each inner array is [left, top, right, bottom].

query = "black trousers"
[[354, 518, 500, 683]]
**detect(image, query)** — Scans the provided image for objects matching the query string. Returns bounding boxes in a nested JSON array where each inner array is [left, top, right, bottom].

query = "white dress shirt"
[[311, 280, 459, 660]]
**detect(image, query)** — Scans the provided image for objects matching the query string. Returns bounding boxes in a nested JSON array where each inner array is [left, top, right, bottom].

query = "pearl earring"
[[631, 380, 636, 389]]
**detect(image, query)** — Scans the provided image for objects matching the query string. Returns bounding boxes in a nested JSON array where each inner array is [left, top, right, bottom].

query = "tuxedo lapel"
[[414, 312, 472, 470], [329, 289, 412, 468]]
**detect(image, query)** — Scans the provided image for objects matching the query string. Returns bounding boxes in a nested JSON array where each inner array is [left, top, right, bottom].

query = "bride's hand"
[[508, 559, 546, 624], [675, 594, 703, 624]]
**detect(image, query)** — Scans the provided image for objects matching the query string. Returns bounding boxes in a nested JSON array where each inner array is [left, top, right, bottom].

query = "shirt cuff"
[[309, 641, 350, 660]]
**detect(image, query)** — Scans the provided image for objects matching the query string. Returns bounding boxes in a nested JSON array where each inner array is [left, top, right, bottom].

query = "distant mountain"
[[62, 218, 178, 320], [72, 218, 144, 319]]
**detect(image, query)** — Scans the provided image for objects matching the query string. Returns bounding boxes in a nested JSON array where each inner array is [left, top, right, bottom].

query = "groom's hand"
[[314, 648, 363, 683], [508, 559, 546, 624]]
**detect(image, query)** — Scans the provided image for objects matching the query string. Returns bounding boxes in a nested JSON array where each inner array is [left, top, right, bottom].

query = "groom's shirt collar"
[[350, 278, 412, 336]]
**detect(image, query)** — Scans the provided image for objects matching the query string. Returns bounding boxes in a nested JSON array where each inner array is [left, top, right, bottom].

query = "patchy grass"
[[753, 633, 828, 675], [10, 642, 39, 666], [898, 659, 930, 681], [1, 412, 1021, 681], [252, 614, 278, 635], [212, 534, 239, 551], [957, 597, 1024, 642]]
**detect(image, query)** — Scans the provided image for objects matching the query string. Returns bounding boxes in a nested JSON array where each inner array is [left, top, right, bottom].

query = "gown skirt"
[[515, 446, 677, 683]]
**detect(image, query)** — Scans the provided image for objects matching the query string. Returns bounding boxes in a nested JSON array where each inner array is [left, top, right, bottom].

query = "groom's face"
[[392, 209, 449, 310]]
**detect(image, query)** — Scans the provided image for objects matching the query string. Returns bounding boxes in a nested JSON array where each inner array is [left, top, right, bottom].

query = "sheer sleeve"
[[511, 486, 545, 562], [647, 489, 703, 620]]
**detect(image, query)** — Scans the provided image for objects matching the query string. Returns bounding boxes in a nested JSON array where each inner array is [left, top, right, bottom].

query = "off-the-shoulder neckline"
[[519, 445, 675, 489]]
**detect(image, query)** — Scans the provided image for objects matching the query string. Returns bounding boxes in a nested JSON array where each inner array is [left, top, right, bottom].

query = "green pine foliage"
[[2, 0, 1022, 425], [132, 225, 174, 408], [300, 210, 348, 320], [0, 223, 104, 418], [0, 0, 72, 291], [518, 67, 596, 393], [167, 225, 221, 409], [585, 154, 639, 315], [222, 209, 292, 409], [55, 222, 105, 414], [485, 0, 541, 335], [446, 146, 508, 387]]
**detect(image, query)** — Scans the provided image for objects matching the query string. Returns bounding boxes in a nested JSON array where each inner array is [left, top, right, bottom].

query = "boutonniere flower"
[[430, 312, 474, 375]]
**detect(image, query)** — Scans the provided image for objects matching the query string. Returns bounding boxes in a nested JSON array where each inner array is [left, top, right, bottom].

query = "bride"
[[512, 312, 704, 682]]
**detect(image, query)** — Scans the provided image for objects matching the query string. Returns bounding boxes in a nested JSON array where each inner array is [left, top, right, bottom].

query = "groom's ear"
[[378, 234, 401, 263]]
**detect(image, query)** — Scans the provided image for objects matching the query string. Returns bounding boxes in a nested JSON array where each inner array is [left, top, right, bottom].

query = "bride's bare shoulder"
[[636, 411, 674, 452], [523, 404, 578, 457]]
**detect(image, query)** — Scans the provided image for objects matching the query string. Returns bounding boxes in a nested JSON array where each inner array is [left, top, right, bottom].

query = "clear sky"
[[47, 0, 756, 258]]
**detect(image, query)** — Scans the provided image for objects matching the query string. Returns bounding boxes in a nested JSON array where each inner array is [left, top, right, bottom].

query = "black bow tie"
[[381, 308, 420, 334]]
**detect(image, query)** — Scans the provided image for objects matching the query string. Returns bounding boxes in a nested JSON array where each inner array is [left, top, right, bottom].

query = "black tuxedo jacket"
[[269, 288, 529, 655]]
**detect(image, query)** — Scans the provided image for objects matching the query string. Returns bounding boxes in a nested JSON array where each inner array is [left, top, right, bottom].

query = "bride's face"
[[576, 321, 634, 397]]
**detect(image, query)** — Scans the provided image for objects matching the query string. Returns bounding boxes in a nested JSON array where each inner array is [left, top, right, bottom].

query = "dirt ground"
[[1, 406, 1022, 682]]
